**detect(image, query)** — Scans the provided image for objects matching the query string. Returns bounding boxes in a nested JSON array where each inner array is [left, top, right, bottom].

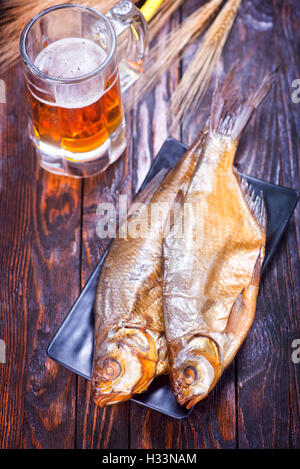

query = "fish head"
[[92, 327, 158, 406], [170, 334, 221, 409]]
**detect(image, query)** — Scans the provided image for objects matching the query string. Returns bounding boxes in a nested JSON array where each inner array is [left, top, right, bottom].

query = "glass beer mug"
[[20, 2, 148, 178]]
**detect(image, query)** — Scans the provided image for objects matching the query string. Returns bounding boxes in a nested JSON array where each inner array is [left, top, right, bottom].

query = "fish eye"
[[182, 366, 198, 385], [102, 358, 121, 380]]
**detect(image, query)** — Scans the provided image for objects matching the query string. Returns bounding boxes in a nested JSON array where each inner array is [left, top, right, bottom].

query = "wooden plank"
[[75, 116, 134, 449], [128, 6, 184, 449], [0, 64, 81, 448], [22, 168, 81, 449], [234, 0, 300, 449], [273, 0, 300, 448], [0, 67, 30, 449], [178, 0, 237, 449], [129, 0, 238, 449]]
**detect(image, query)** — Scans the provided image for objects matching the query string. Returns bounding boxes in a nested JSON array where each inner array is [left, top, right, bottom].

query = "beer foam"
[[34, 38, 108, 108], [35, 37, 106, 78]]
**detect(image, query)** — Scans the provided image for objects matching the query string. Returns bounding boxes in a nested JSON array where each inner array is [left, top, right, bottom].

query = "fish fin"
[[163, 182, 188, 238], [238, 175, 267, 233], [210, 66, 276, 140], [155, 335, 169, 376], [126, 168, 169, 220], [135, 168, 169, 205], [172, 182, 188, 209], [223, 248, 264, 366]]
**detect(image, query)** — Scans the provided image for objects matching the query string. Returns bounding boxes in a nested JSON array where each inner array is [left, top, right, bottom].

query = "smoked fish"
[[162, 70, 273, 408], [92, 130, 206, 406]]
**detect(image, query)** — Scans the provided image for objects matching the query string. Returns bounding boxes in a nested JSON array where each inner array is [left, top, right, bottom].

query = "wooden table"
[[0, 0, 299, 449]]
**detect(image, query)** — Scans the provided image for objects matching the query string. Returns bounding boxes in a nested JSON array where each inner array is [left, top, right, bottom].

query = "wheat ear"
[[128, 0, 224, 111], [0, 0, 130, 73], [169, 0, 242, 129]]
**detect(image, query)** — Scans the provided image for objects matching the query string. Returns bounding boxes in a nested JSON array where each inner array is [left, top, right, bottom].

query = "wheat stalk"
[[0, 0, 242, 130], [0, 0, 136, 73], [127, 0, 224, 111], [0, 0, 184, 74], [169, 0, 242, 129]]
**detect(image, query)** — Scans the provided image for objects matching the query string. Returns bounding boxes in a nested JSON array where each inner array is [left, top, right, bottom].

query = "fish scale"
[[162, 71, 274, 409], [92, 129, 207, 406]]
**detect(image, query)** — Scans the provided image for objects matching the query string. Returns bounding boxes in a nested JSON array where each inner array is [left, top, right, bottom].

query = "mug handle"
[[106, 1, 149, 92]]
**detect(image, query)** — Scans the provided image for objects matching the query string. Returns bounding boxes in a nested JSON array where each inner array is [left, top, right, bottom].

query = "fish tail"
[[210, 66, 276, 141]]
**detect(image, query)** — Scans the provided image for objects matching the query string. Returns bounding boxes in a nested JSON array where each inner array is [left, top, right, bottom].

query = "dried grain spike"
[[169, 0, 242, 130], [127, 0, 223, 111]]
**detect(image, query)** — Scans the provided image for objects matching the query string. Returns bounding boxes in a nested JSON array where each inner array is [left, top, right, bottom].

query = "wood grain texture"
[[234, 0, 300, 449], [22, 171, 80, 449], [128, 7, 183, 450], [179, 0, 237, 448], [0, 66, 31, 449], [75, 130, 133, 449], [0, 64, 81, 448], [0, 0, 299, 449]]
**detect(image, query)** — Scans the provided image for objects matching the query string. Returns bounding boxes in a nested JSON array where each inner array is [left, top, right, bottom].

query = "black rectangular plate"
[[47, 137, 299, 419]]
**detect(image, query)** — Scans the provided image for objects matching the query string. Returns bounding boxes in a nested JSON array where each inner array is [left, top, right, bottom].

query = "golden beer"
[[27, 38, 123, 155], [20, 3, 148, 177]]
